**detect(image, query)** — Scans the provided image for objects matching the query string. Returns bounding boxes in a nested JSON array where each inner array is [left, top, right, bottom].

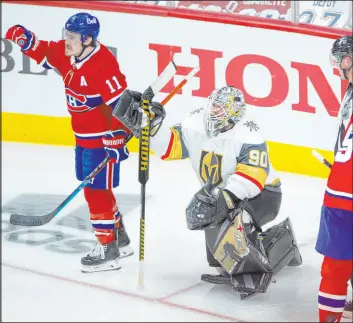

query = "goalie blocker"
[[112, 89, 166, 138]]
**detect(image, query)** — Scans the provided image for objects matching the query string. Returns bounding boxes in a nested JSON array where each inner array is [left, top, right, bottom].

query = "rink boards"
[[2, 1, 351, 177]]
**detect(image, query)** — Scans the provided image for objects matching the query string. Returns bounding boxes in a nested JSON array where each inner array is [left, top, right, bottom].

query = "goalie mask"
[[204, 86, 246, 138]]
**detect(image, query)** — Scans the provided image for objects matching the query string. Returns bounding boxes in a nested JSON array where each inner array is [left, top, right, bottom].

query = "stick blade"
[[9, 213, 53, 226], [312, 149, 324, 162], [150, 60, 177, 94]]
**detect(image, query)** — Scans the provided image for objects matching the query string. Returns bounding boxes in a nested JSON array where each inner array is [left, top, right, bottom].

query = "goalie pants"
[[75, 146, 122, 245]]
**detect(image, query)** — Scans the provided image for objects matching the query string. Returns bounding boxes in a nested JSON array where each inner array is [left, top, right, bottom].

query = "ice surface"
[[2, 142, 351, 322]]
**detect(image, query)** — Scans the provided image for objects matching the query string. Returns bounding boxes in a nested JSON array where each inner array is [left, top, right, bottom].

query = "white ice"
[[1, 142, 352, 322]]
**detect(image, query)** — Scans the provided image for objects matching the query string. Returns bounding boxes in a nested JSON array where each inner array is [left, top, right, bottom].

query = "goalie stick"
[[137, 66, 199, 287], [9, 64, 199, 228], [9, 61, 178, 227]]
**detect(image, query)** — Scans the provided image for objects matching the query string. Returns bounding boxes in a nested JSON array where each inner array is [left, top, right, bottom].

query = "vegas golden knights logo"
[[199, 151, 223, 186]]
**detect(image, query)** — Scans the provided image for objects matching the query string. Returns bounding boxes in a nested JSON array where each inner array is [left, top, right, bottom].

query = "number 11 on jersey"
[[106, 76, 122, 93]]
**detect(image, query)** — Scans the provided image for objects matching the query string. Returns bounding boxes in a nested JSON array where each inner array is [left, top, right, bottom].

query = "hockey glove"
[[103, 130, 129, 163], [112, 89, 166, 138], [186, 184, 243, 231], [5, 25, 38, 51], [133, 101, 166, 137], [186, 185, 217, 230]]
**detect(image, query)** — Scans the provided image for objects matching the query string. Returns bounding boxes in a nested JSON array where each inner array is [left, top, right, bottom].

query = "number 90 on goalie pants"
[[75, 146, 122, 246]]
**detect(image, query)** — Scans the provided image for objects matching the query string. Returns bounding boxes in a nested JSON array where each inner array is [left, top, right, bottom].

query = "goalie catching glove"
[[112, 89, 166, 138], [186, 182, 244, 231]]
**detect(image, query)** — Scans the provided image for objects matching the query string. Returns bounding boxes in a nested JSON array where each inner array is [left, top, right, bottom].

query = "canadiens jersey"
[[23, 39, 129, 148], [324, 83, 353, 212], [151, 108, 281, 200]]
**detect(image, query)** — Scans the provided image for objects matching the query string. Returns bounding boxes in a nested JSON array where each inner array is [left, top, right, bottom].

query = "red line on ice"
[[2, 262, 245, 322]]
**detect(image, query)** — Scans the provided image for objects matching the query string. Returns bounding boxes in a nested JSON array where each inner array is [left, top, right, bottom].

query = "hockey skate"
[[343, 300, 352, 320], [116, 214, 134, 259], [81, 240, 121, 273]]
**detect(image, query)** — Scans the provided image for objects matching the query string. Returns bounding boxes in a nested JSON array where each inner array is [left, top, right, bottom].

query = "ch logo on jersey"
[[65, 88, 90, 112], [199, 151, 223, 186]]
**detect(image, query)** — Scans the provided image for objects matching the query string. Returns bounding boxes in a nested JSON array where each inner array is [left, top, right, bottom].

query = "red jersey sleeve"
[[23, 39, 65, 71], [93, 58, 127, 108]]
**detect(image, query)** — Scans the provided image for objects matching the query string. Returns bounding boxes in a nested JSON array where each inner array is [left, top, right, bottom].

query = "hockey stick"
[[312, 149, 332, 169], [9, 156, 110, 226], [8, 62, 193, 227], [138, 66, 199, 288]]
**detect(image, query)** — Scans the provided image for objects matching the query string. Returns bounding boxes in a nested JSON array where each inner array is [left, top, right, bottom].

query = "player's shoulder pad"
[[182, 106, 204, 129], [93, 43, 118, 68], [189, 106, 204, 117], [99, 43, 116, 57]]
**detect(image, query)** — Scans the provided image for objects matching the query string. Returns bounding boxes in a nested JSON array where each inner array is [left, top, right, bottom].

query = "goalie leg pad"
[[204, 229, 223, 267], [245, 188, 282, 228], [231, 271, 274, 294], [260, 217, 302, 275]]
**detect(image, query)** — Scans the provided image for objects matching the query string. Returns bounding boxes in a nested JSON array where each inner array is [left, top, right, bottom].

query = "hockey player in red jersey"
[[315, 35, 353, 322], [5, 12, 133, 273]]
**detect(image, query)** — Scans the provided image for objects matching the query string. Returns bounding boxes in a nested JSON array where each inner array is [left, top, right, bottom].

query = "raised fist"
[[5, 25, 37, 51]]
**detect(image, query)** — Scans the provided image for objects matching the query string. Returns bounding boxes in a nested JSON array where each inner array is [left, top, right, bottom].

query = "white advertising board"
[[1, 2, 349, 153]]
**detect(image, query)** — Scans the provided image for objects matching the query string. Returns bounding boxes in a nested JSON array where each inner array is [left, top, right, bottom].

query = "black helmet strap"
[[76, 37, 96, 60]]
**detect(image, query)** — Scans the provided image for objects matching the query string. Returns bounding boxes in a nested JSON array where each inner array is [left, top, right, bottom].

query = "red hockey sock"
[[84, 187, 119, 245], [318, 256, 353, 322]]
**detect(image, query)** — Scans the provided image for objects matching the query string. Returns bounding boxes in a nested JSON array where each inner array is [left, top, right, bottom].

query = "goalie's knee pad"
[[260, 217, 302, 275]]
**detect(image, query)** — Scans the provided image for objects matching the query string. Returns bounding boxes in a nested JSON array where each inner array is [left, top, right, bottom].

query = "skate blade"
[[81, 259, 121, 273], [119, 245, 134, 259], [342, 312, 352, 320]]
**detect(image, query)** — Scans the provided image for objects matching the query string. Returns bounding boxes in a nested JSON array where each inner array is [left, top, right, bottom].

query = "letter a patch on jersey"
[[81, 76, 88, 86]]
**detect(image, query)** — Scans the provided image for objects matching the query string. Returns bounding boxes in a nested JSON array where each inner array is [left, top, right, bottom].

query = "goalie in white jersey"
[[113, 86, 302, 299]]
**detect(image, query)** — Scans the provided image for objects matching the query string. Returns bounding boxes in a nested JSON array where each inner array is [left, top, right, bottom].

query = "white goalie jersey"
[[151, 107, 281, 200]]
